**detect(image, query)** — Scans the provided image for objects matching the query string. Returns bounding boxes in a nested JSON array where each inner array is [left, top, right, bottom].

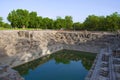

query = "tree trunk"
[[22, 25, 25, 29]]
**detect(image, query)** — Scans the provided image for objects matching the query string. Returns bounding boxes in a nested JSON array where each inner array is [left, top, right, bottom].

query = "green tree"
[[0, 17, 2, 22], [73, 22, 83, 30], [0, 17, 11, 28], [35, 16, 43, 28], [42, 17, 54, 29], [7, 9, 29, 28], [83, 12, 120, 31], [0, 17, 3, 27], [83, 15, 100, 31], [105, 12, 120, 31], [6, 10, 120, 31], [65, 16, 73, 29], [7, 10, 17, 28], [54, 16, 66, 29], [47, 19, 54, 29], [97, 16, 106, 31], [3, 23, 11, 28], [28, 11, 37, 28]]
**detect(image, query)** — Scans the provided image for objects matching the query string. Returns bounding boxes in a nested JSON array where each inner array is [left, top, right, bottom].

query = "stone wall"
[[0, 30, 120, 67], [0, 65, 24, 80]]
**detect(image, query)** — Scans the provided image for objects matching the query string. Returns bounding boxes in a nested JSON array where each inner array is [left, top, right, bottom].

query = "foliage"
[[42, 17, 54, 29], [0, 17, 11, 28], [83, 12, 120, 31], [54, 16, 66, 29], [0, 17, 3, 27], [83, 15, 100, 30], [65, 16, 73, 29], [73, 22, 83, 30], [28, 11, 38, 28], [7, 9, 29, 28], [1, 9, 120, 31]]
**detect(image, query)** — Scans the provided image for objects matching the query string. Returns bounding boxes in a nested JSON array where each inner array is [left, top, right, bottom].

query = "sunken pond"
[[13, 50, 96, 80]]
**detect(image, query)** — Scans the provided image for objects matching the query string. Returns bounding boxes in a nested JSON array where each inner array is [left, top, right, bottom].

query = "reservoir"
[[13, 50, 96, 80]]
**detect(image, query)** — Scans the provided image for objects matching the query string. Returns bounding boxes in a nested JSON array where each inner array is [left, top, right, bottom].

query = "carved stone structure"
[[0, 30, 120, 80], [85, 48, 120, 80], [0, 30, 120, 67], [0, 65, 24, 80]]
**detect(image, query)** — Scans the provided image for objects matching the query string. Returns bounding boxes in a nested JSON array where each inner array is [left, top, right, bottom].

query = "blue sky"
[[1, 0, 120, 23]]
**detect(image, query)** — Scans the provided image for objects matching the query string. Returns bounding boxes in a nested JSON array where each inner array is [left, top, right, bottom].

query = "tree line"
[[7, 9, 73, 29], [0, 17, 11, 28], [0, 9, 120, 31]]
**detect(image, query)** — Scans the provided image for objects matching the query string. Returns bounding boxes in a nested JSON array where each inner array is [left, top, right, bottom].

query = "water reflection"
[[13, 50, 96, 76]]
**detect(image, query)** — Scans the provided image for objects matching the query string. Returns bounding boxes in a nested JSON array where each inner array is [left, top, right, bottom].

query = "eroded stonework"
[[0, 65, 24, 80], [0, 30, 120, 67]]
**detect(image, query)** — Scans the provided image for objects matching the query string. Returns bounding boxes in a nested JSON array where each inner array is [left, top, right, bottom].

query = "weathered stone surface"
[[0, 65, 24, 80], [0, 30, 120, 67]]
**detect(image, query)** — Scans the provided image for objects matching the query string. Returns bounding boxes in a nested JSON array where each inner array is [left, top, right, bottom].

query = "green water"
[[14, 50, 96, 80]]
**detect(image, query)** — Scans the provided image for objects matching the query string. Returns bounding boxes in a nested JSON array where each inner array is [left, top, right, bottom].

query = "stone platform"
[[0, 65, 24, 80], [85, 48, 120, 80]]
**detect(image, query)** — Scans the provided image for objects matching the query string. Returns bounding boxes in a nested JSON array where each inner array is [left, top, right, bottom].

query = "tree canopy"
[[82, 12, 120, 31], [0, 17, 3, 27], [7, 9, 29, 28], [0, 9, 119, 31], [0, 16, 11, 28]]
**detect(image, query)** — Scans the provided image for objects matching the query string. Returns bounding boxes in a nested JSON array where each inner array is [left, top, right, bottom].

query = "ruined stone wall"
[[0, 30, 120, 67], [55, 31, 120, 53]]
